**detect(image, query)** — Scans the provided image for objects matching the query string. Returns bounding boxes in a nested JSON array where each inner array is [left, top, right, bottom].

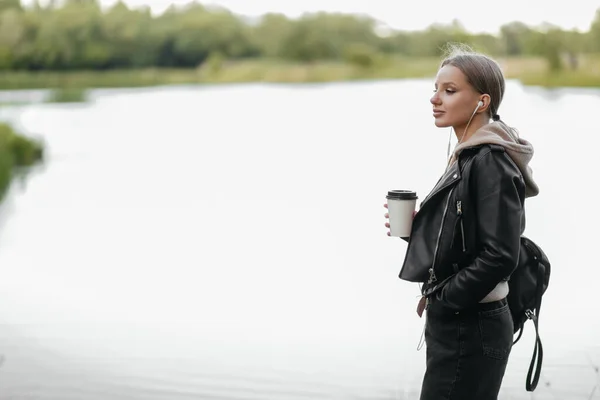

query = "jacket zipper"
[[428, 188, 455, 285], [456, 200, 466, 252]]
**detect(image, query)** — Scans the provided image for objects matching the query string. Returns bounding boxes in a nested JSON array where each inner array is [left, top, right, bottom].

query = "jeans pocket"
[[478, 304, 514, 360]]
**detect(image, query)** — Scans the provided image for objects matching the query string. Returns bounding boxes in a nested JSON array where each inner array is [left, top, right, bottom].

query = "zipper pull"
[[427, 267, 437, 284], [460, 220, 466, 252], [456, 200, 466, 252]]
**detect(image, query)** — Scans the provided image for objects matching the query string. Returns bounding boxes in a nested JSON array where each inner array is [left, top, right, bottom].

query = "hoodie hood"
[[450, 121, 539, 198]]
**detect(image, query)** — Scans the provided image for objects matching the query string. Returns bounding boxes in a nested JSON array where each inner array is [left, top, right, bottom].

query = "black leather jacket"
[[398, 144, 526, 311]]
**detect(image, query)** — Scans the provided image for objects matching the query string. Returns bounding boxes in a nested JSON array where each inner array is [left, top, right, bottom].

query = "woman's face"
[[430, 65, 482, 130]]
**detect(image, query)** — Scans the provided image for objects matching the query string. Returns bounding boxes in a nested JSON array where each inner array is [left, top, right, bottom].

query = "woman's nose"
[[430, 93, 440, 105]]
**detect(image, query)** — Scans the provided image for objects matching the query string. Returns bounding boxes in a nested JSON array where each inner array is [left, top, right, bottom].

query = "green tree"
[[500, 21, 532, 55], [251, 13, 291, 57], [279, 13, 378, 62], [590, 8, 600, 52], [0, 0, 22, 12], [0, 9, 25, 68]]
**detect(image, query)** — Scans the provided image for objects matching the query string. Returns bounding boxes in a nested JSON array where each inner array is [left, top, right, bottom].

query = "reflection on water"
[[1, 80, 600, 399]]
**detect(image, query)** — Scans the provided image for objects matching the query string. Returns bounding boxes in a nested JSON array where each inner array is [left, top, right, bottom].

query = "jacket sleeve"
[[434, 149, 525, 311]]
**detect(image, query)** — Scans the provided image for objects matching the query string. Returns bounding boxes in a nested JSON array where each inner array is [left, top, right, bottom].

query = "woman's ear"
[[478, 94, 492, 114]]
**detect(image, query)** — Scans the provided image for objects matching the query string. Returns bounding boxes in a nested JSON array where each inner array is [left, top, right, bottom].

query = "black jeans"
[[419, 297, 513, 400]]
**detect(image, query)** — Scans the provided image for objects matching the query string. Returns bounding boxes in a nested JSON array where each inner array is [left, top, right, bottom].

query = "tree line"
[[0, 0, 599, 71]]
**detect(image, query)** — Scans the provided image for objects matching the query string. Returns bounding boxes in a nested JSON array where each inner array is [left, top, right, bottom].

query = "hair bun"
[[492, 114, 500, 121]]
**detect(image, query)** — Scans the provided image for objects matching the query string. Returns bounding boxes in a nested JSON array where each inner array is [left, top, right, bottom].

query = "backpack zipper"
[[428, 188, 454, 285], [456, 200, 466, 252]]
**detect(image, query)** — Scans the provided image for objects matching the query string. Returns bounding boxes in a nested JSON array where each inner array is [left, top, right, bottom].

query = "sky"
[[106, 0, 599, 35]]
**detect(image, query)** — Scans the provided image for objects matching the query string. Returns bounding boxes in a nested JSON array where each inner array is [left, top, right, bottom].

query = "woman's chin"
[[434, 118, 450, 128]]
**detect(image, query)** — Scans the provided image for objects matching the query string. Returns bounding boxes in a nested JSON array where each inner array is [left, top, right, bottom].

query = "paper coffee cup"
[[386, 190, 418, 238]]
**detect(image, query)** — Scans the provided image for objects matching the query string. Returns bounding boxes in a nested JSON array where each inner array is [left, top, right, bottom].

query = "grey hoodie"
[[449, 121, 540, 198]]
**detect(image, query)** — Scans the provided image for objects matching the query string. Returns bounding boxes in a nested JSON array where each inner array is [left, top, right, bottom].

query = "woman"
[[384, 45, 540, 399]]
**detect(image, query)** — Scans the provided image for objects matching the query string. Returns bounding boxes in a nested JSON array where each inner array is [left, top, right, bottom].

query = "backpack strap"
[[525, 260, 547, 391], [513, 325, 524, 345], [526, 310, 543, 391]]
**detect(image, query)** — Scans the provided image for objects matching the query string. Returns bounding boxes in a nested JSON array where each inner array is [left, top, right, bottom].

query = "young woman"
[[384, 45, 540, 399]]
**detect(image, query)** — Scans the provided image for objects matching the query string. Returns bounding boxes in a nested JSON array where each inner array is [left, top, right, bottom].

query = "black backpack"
[[506, 235, 551, 392]]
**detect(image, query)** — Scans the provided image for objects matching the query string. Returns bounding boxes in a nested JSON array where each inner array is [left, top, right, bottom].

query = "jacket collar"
[[419, 160, 462, 209]]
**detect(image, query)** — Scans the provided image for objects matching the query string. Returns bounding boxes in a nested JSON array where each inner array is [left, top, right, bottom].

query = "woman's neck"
[[453, 117, 489, 144]]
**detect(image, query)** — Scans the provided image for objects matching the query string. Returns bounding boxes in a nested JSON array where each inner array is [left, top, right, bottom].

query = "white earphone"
[[446, 100, 485, 164]]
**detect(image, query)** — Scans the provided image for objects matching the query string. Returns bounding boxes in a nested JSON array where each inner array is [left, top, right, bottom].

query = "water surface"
[[0, 80, 599, 399]]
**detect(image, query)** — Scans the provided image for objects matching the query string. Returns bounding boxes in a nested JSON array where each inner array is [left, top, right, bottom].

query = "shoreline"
[[0, 56, 599, 92]]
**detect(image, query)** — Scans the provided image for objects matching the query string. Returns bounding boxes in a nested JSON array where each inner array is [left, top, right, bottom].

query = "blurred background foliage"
[[0, 0, 597, 90], [0, 0, 598, 71]]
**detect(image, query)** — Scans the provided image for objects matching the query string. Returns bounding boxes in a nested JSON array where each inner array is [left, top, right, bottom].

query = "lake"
[[0, 79, 599, 399]]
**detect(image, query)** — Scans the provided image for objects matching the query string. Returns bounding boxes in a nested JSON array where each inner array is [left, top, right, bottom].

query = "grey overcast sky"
[[100, 0, 598, 34]]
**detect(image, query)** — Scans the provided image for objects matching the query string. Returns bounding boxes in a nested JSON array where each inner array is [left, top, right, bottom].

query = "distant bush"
[[545, 49, 563, 72], [205, 52, 225, 74], [343, 44, 378, 68], [0, 123, 44, 200], [46, 88, 88, 103]]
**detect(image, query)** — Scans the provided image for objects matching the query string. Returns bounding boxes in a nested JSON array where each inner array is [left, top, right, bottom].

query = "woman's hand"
[[384, 203, 391, 236]]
